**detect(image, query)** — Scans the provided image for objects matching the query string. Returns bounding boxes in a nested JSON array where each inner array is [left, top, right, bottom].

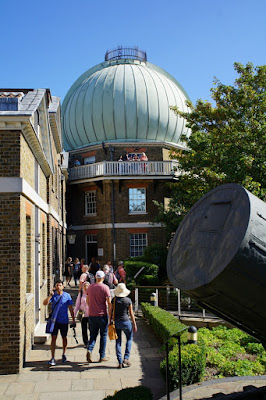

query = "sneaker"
[[62, 354, 67, 363], [48, 358, 56, 366], [117, 364, 123, 369], [123, 359, 131, 368], [86, 351, 92, 363], [99, 356, 109, 362]]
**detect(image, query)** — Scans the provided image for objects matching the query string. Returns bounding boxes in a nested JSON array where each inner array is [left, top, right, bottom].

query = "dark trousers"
[[81, 317, 89, 345]]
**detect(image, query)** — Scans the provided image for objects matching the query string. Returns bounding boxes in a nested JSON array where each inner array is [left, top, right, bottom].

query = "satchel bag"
[[108, 297, 118, 340], [46, 295, 63, 334]]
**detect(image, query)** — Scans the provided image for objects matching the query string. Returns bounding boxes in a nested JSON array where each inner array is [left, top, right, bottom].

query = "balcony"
[[68, 160, 178, 181]]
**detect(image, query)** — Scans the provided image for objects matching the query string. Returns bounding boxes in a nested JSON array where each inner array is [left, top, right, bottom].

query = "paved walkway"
[[0, 296, 166, 399], [1, 284, 266, 400]]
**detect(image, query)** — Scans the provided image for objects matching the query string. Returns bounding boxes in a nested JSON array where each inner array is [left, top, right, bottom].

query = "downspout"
[[109, 146, 116, 263]]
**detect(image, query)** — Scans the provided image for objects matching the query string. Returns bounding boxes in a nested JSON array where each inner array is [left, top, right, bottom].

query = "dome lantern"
[[105, 46, 147, 62]]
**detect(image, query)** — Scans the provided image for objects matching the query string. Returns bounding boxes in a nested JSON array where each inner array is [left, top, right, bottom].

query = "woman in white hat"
[[108, 283, 137, 368]]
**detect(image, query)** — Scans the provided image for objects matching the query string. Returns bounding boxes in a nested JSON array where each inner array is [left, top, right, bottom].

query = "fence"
[[133, 285, 216, 319]]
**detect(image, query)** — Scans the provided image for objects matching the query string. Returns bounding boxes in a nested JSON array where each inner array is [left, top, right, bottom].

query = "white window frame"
[[128, 188, 146, 214], [84, 156, 96, 165], [130, 233, 147, 257], [85, 190, 97, 216]]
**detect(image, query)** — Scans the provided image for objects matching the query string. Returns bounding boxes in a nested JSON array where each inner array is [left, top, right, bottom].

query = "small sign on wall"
[[98, 248, 103, 256]]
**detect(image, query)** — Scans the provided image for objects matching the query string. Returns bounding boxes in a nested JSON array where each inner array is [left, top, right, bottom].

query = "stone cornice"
[[0, 117, 52, 177]]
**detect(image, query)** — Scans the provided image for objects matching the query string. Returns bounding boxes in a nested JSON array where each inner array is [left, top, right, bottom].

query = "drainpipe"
[[109, 146, 116, 263]]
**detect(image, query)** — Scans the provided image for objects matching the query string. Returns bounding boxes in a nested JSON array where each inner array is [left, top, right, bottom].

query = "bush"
[[124, 261, 159, 280], [141, 303, 187, 345], [160, 344, 206, 391], [245, 342, 265, 355], [138, 274, 159, 285], [220, 359, 265, 376], [103, 386, 153, 399]]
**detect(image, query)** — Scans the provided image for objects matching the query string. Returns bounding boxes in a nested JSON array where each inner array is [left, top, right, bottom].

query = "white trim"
[[0, 177, 65, 227], [72, 222, 164, 230]]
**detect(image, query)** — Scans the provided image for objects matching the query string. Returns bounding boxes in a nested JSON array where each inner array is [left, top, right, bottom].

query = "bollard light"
[[150, 292, 157, 306], [187, 325, 197, 344]]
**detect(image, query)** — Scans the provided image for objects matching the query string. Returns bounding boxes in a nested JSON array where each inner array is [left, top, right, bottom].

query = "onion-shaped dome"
[[62, 48, 191, 151]]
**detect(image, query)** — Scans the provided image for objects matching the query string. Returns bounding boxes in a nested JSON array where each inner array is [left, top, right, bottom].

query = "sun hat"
[[114, 283, 130, 298], [95, 270, 105, 279], [118, 260, 124, 266]]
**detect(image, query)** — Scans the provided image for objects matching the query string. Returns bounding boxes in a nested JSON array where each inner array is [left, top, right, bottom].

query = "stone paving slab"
[[0, 316, 166, 400]]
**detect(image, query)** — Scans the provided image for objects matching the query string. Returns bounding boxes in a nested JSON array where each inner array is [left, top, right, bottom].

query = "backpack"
[[103, 272, 115, 289], [86, 272, 95, 284]]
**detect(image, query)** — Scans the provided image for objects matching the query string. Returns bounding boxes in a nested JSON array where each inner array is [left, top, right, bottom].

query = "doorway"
[[86, 234, 97, 263]]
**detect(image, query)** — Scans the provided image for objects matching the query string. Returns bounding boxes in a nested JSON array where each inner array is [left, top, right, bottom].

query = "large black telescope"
[[167, 184, 266, 344]]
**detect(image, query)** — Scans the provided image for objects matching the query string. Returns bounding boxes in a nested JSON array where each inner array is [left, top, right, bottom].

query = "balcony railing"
[[69, 161, 178, 181]]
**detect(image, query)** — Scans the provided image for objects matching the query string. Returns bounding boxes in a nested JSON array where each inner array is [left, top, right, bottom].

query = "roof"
[[62, 58, 191, 151]]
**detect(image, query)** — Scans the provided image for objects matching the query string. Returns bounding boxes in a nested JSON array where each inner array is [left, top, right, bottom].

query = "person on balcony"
[[140, 152, 148, 161], [74, 158, 81, 167], [140, 152, 148, 172]]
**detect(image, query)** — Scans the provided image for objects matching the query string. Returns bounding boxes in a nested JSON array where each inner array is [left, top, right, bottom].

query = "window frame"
[[128, 187, 146, 214], [129, 233, 148, 258], [85, 190, 97, 216]]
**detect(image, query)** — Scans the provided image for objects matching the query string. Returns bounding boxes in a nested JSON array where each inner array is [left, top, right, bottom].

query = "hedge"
[[103, 386, 153, 399], [124, 261, 159, 280], [160, 344, 206, 391], [141, 302, 187, 345]]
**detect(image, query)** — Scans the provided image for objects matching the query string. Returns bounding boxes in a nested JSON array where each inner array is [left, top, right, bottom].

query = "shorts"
[[51, 322, 69, 337]]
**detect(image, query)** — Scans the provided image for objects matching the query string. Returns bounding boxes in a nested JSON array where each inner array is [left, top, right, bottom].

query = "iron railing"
[[133, 286, 218, 320], [105, 46, 147, 62], [69, 160, 178, 181]]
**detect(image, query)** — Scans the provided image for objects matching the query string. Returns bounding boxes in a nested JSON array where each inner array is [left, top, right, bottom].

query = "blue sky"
[[1, 0, 265, 105]]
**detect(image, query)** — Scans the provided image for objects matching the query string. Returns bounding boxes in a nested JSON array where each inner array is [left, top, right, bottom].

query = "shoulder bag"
[[108, 297, 118, 340], [45, 294, 63, 334]]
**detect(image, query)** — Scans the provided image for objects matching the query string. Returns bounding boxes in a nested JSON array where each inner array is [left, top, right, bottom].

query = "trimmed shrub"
[[124, 261, 159, 278], [141, 303, 187, 345], [220, 359, 265, 376], [160, 344, 206, 391], [138, 274, 159, 285], [103, 386, 153, 399]]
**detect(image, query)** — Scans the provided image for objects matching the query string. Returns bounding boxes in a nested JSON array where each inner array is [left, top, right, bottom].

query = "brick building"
[[63, 47, 191, 264], [0, 89, 66, 374]]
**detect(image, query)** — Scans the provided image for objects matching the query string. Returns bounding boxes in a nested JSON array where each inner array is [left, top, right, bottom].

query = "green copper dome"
[[62, 49, 190, 151]]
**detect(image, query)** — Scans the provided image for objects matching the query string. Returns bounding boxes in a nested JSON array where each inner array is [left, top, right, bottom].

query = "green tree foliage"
[[156, 62, 266, 233]]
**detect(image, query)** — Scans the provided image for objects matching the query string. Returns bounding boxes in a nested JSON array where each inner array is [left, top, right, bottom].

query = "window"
[[130, 233, 147, 257], [84, 156, 96, 165], [129, 188, 146, 213], [85, 191, 97, 215]]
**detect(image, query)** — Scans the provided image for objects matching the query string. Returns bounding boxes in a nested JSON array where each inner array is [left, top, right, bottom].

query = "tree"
[[155, 62, 266, 235]]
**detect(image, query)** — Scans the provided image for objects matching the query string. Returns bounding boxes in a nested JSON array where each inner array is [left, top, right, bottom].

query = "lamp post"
[[165, 325, 197, 400], [67, 225, 76, 257]]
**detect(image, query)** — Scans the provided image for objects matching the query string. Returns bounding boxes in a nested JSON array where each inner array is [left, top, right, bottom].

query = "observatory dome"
[[62, 48, 191, 151]]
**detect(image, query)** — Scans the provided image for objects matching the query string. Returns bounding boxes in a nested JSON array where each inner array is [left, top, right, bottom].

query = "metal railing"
[[105, 46, 147, 62], [133, 286, 216, 319], [69, 160, 178, 181]]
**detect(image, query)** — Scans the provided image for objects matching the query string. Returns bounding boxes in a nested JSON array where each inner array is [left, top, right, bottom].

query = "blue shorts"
[[51, 322, 68, 337]]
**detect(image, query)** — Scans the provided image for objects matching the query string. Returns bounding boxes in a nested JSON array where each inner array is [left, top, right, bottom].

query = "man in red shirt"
[[86, 270, 111, 362]]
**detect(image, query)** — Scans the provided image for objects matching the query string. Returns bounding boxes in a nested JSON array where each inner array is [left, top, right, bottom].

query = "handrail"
[[69, 160, 178, 180]]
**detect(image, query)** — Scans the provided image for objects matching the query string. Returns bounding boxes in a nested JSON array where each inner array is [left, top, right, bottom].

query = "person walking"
[[43, 280, 76, 366], [73, 257, 81, 286], [74, 279, 90, 347], [109, 283, 137, 368], [64, 257, 73, 287], [103, 264, 118, 298], [86, 270, 111, 363], [115, 261, 126, 283]]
